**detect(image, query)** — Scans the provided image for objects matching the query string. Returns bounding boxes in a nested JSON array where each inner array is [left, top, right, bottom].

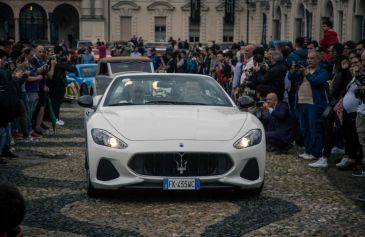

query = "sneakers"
[[31, 130, 43, 138], [13, 132, 23, 140], [309, 157, 328, 168], [56, 119, 65, 126], [298, 153, 316, 160], [331, 146, 345, 155], [357, 194, 365, 202], [336, 156, 351, 168], [352, 169, 365, 177]]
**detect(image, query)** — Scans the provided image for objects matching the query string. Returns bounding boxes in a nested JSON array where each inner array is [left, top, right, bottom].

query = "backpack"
[[0, 69, 21, 123], [186, 59, 198, 73]]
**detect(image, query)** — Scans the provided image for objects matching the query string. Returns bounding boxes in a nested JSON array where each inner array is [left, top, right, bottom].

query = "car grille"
[[128, 153, 233, 177]]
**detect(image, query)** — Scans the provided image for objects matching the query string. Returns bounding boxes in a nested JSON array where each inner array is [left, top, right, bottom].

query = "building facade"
[[0, 0, 364, 46]]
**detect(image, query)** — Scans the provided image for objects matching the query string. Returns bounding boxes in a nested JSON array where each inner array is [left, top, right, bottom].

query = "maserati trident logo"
[[176, 153, 188, 175]]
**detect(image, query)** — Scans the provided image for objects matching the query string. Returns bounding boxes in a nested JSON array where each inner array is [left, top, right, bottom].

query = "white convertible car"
[[78, 73, 266, 197]]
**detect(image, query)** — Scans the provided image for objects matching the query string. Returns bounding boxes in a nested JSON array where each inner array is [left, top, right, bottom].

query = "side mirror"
[[78, 95, 93, 108], [238, 96, 255, 110]]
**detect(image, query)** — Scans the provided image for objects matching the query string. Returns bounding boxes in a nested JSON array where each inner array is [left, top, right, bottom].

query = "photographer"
[[243, 54, 265, 97], [291, 51, 330, 161], [256, 92, 295, 152], [354, 51, 365, 202], [49, 46, 73, 126], [30, 46, 56, 137], [256, 51, 287, 101], [334, 54, 364, 170]]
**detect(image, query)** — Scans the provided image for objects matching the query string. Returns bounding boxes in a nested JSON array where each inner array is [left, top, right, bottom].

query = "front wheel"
[[237, 182, 264, 197], [86, 160, 102, 198]]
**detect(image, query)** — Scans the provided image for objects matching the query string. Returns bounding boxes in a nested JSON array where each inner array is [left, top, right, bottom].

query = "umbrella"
[[47, 96, 57, 134]]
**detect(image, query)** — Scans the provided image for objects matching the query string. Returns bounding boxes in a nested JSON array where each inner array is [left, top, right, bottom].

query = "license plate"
[[163, 178, 200, 190]]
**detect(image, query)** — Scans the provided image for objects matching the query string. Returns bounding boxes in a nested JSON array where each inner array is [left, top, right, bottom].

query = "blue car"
[[66, 64, 98, 96]]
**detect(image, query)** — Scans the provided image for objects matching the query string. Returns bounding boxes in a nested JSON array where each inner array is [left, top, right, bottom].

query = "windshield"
[[103, 75, 233, 107], [79, 66, 97, 77], [110, 62, 152, 74]]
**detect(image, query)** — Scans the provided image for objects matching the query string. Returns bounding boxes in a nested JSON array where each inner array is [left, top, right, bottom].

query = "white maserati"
[[78, 73, 266, 197]]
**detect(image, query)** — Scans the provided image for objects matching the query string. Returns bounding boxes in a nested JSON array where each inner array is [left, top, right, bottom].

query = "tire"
[[86, 159, 102, 198], [238, 182, 264, 197], [80, 84, 89, 96]]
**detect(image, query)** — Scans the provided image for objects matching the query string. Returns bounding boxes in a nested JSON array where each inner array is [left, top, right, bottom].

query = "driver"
[[130, 84, 146, 104]]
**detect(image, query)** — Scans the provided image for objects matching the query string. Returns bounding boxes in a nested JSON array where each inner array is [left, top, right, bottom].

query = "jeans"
[[298, 104, 324, 158], [343, 111, 363, 163], [27, 92, 39, 132], [0, 126, 7, 155], [356, 112, 365, 163]]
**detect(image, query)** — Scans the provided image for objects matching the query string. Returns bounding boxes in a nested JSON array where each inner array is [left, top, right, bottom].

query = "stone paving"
[[1, 103, 365, 237]]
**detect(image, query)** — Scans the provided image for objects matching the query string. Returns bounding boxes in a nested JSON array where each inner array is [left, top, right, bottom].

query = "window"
[[338, 11, 343, 41], [262, 13, 267, 44], [155, 17, 166, 42], [189, 21, 199, 43], [295, 18, 304, 38], [363, 16, 365, 39], [305, 10, 312, 39], [19, 4, 47, 41], [120, 17, 132, 42], [223, 23, 234, 42]]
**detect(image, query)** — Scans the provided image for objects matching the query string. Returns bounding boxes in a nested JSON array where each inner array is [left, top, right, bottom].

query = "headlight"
[[233, 129, 262, 149], [91, 129, 128, 149]]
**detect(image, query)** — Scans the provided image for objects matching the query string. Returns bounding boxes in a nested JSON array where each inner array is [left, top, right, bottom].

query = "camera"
[[354, 72, 365, 103], [294, 62, 305, 70], [255, 100, 265, 107]]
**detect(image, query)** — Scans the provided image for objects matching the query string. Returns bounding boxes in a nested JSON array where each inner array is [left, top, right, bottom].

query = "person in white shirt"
[[130, 47, 141, 57], [240, 44, 255, 85]]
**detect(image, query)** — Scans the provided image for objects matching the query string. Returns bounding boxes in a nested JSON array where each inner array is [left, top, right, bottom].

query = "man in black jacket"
[[258, 92, 295, 152], [49, 46, 74, 126], [257, 51, 287, 101], [0, 65, 21, 164]]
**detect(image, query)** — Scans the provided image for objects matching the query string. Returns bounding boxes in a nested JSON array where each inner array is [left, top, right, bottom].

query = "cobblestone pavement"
[[1, 103, 365, 237]]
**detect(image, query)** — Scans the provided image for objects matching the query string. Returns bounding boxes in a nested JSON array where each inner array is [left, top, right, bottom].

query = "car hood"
[[100, 106, 247, 141]]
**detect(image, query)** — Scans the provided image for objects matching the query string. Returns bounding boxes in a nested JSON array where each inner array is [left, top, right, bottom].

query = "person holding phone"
[[292, 51, 331, 161]]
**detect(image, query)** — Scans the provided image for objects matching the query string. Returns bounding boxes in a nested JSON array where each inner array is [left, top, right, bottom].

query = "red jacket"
[[320, 29, 339, 49]]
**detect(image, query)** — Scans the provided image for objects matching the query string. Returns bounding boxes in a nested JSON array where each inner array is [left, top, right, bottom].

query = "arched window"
[[53, 4, 79, 46], [19, 4, 47, 43], [0, 3, 14, 40]]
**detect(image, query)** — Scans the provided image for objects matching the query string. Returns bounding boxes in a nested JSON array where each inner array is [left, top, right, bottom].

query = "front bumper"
[[87, 139, 266, 190]]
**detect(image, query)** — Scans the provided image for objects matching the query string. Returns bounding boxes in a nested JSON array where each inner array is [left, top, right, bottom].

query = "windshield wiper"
[[145, 101, 209, 105], [108, 102, 135, 106]]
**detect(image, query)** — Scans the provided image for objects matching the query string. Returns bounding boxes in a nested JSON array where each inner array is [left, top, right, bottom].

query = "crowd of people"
[[0, 20, 364, 202], [0, 41, 74, 165]]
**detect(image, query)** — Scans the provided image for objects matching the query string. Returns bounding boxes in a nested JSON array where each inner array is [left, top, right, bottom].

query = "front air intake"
[[97, 159, 120, 181], [240, 158, 259, 181]]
